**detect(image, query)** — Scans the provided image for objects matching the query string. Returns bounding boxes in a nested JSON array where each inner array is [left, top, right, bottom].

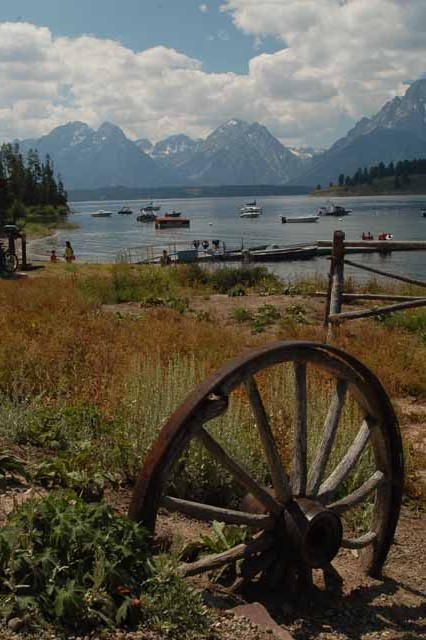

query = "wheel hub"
[[284, 498, 343, 568]]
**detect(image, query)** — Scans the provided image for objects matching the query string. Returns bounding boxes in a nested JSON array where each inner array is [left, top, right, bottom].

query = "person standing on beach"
[[64, 241, 75, 263]]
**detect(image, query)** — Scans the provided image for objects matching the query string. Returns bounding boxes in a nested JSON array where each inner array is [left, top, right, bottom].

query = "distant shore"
[[311, 175, 426, 198], [68, 184, 311, 202]]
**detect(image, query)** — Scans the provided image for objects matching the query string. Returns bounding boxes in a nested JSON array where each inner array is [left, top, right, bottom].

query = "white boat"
[[240, 210, 260, 219], [317, 200, 351, 216], [282, 215, 319, 223], [240, 200, 262, 215], [141, 201, 161, 212], [92, 210, 113, 217]]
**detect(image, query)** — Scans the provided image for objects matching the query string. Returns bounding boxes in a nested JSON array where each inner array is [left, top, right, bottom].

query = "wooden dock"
[[122, 239, 426, 265]]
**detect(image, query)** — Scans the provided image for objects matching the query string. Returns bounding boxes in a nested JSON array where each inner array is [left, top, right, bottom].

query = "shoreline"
[[310, 189, 426, 198]]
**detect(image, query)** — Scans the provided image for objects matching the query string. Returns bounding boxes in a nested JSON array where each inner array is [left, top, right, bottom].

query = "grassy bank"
[[0, 263, 425, 635], [4, 203, 78, 238]]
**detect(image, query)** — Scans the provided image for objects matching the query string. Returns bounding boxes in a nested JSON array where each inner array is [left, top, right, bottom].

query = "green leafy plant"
[[285, 303, 307, 324], [141, 555, 209, 639], [0, 494, 211, 636], [180, 521, 248, 585], [0, 454, 31, 490], [0, 494, 150, 630], [232, 307, 254, 323], [33, 459, 105, 502]]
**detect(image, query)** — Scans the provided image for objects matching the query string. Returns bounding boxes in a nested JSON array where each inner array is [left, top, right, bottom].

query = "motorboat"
[[377, 232, 394, 241], [92, 210, 113, 217], [137, 211, 157, 222], [240, 200, 262, 215], [317, 201, 351, 216], [361, 232, 374, 240], [281, 215, 319, 223], [117, 206, 133, 215], [422, 209, 426, 218], [240, 210, 260, 219], [164, 210, 182, 217], [141, 201, 161, 212]]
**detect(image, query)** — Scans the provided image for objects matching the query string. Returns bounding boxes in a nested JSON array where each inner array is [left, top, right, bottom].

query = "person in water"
[[50, 250, 58, 263], [64, 241, 75, 263]]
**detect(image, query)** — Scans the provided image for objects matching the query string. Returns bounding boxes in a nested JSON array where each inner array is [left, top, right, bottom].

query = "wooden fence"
[[321, 231, 426, 336]]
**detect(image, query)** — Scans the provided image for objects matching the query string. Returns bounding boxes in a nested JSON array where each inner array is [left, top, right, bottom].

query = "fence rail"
[[324, 231, 426, 337]]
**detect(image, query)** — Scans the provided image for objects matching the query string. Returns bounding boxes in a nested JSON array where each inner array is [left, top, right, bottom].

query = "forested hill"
[[0, 143, 67, 212], [314, 158, 426, 196]]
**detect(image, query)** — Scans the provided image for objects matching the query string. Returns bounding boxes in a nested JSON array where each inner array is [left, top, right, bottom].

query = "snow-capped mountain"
[[293, 79, 426, 185], [18, 122, 177, 190], [170, 119, 304, 185]]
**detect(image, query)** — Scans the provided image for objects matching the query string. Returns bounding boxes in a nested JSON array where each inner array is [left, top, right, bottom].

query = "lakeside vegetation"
[[0, 142, 71, 237], [0, 263, 425, 636], [313, 157, 426, 197]]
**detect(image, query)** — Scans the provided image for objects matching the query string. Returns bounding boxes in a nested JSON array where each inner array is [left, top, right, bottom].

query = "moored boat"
[[240, 210, 260, 219], [164, 210, 182, 217], [137, 211, 157, 222], [317, 201, 351, 216], [92, 210, 113, 217], [141, 201, 161, 212], [282, 215, 319, 223], [117, 206, 133, 214], [240, 200, 262, 215]]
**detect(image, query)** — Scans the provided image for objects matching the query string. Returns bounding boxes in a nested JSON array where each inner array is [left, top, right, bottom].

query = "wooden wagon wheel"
[[129, 341, 404, 592]]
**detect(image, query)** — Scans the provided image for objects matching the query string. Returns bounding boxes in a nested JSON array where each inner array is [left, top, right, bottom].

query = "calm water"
[[30, 194, 426, 280]]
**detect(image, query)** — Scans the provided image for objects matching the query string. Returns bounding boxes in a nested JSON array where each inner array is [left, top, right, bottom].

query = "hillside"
[[294, 79, 426, 186], [314, 174, 426, 197]]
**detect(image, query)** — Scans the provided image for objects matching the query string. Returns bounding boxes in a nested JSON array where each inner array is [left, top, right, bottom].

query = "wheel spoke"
[[178, 532, 274, 577], [318, 417, 373, 502], [342, 532, 377, 549], [328, 471, 385, 515], [307, 380, 348, 495], [161, 495, 274, 529], [244, 375, 292, 504], [292, 362, 308, 495], [196, 427, 282, 515]]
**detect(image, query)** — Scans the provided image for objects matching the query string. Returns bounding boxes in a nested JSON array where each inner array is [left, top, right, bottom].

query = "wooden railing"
[[321, 231, 426, 336]]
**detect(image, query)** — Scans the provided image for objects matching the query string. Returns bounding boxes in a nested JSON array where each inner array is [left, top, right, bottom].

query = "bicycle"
[[0, 243, 19, 274]]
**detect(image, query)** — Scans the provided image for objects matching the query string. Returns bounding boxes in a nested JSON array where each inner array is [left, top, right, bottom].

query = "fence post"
[[326, 230, 345, 339], [21, 233, 27, 269]]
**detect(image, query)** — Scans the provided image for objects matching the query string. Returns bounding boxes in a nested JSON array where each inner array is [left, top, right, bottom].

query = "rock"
[[231, 602, 294, 639], [8, 617, 24, 632]]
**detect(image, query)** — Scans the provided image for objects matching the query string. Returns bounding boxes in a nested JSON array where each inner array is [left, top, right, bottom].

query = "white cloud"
[[199, 3, 209, 12], [1, 5, 426, 149]]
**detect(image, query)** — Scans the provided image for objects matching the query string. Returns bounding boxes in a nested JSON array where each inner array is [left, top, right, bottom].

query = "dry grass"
[[0, 264, 425, 508]]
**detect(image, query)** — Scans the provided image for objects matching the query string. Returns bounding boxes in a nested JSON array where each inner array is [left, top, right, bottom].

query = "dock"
[[119, 239, 426, 265]]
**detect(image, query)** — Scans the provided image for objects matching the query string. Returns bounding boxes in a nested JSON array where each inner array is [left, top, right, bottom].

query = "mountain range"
[[295, 79, 426, 185], [16, 79, 426, 190]]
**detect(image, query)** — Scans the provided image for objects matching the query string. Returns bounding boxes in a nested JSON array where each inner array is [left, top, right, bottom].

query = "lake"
[[29, 194, 426, 281]]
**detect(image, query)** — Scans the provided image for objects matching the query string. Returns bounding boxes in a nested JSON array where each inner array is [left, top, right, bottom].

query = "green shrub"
[[210, 266, 280, 294], [0, 494, 150, 630], [142, 556, 209, 639], [0, 494, 209, 636], [232, 308, 254, 323]]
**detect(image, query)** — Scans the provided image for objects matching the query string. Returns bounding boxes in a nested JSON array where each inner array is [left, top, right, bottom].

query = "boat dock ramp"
[[118, 238, 426, 266]]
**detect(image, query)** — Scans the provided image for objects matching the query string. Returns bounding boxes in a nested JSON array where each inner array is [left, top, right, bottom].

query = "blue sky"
[[0, 0, 280, 73], [0, 1, 424, 147]]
